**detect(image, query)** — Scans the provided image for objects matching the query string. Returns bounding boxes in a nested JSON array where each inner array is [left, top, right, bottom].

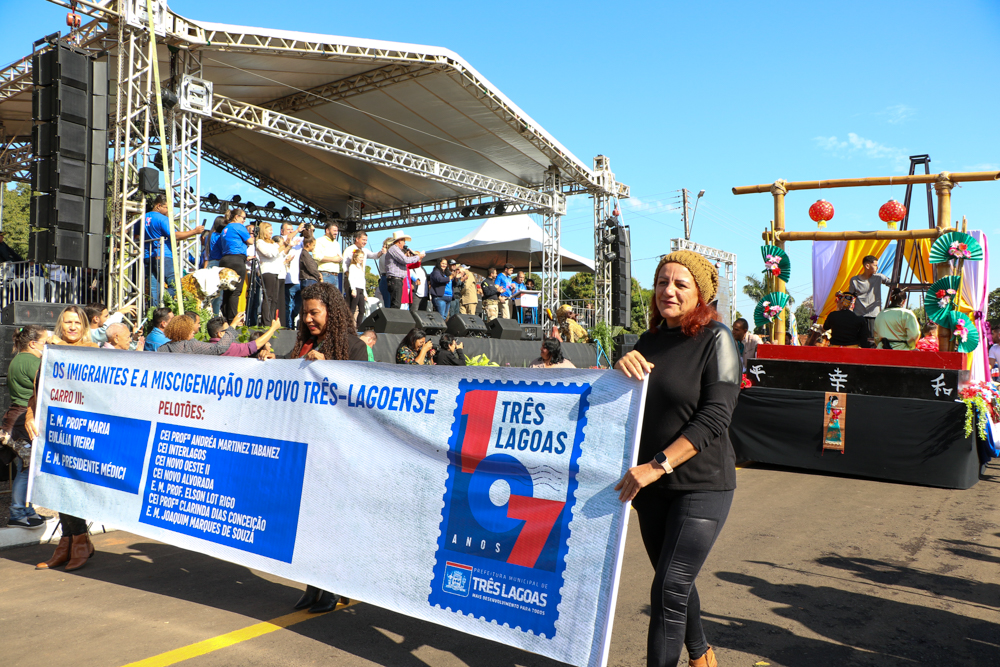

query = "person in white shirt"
[[312, 223, 342, 291], [410, 261, 428, 312], [256, 222, 290, 326], [346, 248, 368, 328], [340, 231, 385, 276], [282, 222, 305, 328]]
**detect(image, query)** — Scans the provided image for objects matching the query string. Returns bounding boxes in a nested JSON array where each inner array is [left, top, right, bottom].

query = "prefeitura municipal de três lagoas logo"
[[429, 379, 590, 638]]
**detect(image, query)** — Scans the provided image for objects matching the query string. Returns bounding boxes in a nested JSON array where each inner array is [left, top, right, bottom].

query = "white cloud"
[[880, 104, 915, 124], [813, 132, 908, 171], [963, 162, 999, 171]]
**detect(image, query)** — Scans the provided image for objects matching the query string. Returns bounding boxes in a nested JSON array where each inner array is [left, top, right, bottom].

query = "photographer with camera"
[[434, 333, 466, 366]]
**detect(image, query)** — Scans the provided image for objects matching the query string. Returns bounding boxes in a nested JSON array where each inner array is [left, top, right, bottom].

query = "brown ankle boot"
[[689, 646, 718, 667], [64, 534, 93, 571], [36, 536, 72, 570]]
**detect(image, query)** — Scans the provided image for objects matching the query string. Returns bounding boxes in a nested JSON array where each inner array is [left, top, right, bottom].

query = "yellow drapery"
[[818, 239, 891, 320], [901, 239, 933, 284]]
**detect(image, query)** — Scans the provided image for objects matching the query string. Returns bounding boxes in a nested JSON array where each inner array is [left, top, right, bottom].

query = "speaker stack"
[[520, 323, 542, 341], [30, 42, 108, 269], [613, 332, 640, 363]]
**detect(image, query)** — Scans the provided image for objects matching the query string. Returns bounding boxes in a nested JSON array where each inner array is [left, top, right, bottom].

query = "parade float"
[[728, 165, 999, 489]]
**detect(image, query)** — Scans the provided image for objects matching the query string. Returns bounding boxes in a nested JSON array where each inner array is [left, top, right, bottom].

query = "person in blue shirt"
[[143, 307, 174, 352], [217, 208, 253, 321], [510, 270, 528, 322], [203, 215, 227, 315], [144, 195, 204, 306], [494, 263, 516, 319]]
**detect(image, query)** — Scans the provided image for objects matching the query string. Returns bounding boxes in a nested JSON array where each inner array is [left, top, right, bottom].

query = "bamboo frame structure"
[[733, 170, 1000, 348]]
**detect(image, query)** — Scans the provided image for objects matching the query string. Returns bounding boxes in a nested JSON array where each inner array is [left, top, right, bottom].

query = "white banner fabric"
[[29, 347, 646, 667]]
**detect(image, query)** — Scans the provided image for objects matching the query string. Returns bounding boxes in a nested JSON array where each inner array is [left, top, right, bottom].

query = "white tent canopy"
[[418, 215, 594, 274]]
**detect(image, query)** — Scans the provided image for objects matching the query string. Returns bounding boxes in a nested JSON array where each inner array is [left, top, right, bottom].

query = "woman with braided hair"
[[287, 281, 368, 613]]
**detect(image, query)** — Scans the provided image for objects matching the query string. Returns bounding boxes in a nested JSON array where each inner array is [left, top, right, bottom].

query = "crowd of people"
[[142, 201, 550, 332]]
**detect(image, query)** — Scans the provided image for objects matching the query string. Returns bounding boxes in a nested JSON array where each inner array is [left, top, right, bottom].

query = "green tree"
[[630, 277, 651, 335], [560, 272, 594, 301], [1, 183, 31, 259], [793, 296, 814, 334], [365, 265, 380, 297], [988, 287, 1000, 322]]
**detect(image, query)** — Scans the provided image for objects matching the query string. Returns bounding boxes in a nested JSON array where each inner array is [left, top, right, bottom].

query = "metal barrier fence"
[[0, 262, 106, 311], [559, 299, 596, 329]]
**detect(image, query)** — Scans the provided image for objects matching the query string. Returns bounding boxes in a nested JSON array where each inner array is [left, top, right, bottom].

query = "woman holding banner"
[[27, 306, 101, 572], [614, 250, 740, 667], [288, 281, 367, 613]]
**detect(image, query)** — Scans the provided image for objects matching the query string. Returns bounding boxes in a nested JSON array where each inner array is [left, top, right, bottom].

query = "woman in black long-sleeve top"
[[614, 250, 741, 667]]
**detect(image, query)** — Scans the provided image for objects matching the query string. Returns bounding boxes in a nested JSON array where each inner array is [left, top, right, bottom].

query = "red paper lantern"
[[879, 199, 906, 230], [809, 200, 834, 229]]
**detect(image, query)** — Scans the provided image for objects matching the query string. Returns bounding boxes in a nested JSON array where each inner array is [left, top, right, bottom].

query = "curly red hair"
[[648, 258, 720, 337]]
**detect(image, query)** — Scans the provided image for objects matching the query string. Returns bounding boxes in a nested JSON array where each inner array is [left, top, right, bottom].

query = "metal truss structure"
[[2, 0, 629, 322], [592, 155, 617, 328], [669, 238, 737, 324]]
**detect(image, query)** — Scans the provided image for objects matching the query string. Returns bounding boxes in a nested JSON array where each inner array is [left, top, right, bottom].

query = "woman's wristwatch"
[[653, 451, 674, 474]]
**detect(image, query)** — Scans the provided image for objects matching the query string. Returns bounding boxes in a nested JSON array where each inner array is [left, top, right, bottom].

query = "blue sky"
[[4, 0, 998, 317]]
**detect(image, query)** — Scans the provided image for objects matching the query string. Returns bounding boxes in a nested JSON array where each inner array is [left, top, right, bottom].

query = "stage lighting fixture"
[[280, 206, 291, 217], [460, 206, 472, 217], [330, 211, 341, 219], [152, 151, 164, 170], [301, 206, 312, 217], [266, 201, 275, 209], [231, 194, 241, 203], [603, 229, 616, 243], [604, 251, 617, 262], [605, 216, 619, 228], [206, 193, 218, 206], [476, 204, 490, 216], [246, 201, 256, 212], [161, 88, 179, 109], [494, 202, 506, 215]]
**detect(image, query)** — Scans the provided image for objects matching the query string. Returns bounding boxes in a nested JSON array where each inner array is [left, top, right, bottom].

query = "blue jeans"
[[11, 457, 40, 521], [433, 297, 451, 319], [378, 275, 390, 307], [148, 257, 176, 307], [285, 281, 301, 328], [322, 272, 342, 291]]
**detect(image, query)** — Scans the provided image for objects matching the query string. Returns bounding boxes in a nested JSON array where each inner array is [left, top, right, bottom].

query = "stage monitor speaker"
[[520, 323, 542, 341], [411, 310, 446, 335], [2, 301, 71, 327], [487, 318, 522, 340], [613, 333, 640, 363], [447, 313, 487, 338], [360, 308, 417, 335]]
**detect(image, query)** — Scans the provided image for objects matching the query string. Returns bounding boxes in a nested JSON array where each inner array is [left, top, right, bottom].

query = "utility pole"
[[681, 188, 691, 240]]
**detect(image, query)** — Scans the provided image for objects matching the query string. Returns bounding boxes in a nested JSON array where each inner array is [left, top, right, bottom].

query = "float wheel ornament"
[[809, 199, 834, 229], [879, 199, 906, 231]]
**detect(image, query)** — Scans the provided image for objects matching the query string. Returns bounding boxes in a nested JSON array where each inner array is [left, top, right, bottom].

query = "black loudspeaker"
[[138, 167, 160, 194], [1, 301, 71, 327], [360, 308, 418, 335], [0, 325, 17, 365], [613, 333, 639, 363], [411, 310, 446, 335], [520, 323, 542, 341], [269, 328, 298, 359], [487, 318, 522, 340], [447, 313, 488, 337]]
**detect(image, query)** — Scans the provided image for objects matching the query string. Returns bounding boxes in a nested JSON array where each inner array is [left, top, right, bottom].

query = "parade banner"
[[28, 346, 646, 667]]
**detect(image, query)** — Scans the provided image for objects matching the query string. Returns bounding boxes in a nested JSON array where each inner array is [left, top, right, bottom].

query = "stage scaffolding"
[[0, 0, 629, 323]]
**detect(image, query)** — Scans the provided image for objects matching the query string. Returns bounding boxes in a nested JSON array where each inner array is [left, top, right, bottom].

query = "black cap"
[[447, 259, 458, 265]]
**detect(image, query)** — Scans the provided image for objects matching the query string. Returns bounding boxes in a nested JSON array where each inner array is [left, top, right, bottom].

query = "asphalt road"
[[2, 461, 998, 667]]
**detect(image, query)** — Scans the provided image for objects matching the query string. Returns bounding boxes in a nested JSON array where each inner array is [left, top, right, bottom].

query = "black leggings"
[[219, 254, 248, 321], [59, 513, 88, 536], [350, 288, 366, 328], [635, 489, 734, 667], [261, 274, 284, 326]]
